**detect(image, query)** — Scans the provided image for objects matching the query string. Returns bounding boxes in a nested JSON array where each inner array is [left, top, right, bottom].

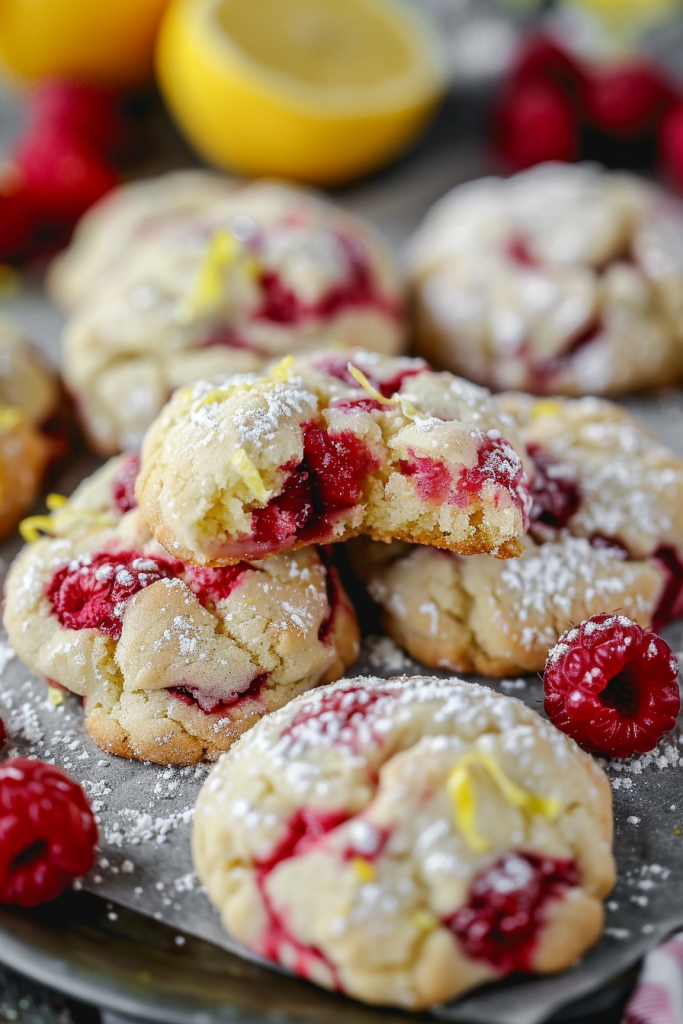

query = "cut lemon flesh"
[[156, 0, 445, 185]]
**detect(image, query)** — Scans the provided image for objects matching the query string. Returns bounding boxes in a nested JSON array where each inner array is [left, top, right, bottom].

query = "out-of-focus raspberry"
[[492, 79, 579, 171], [14, 130, 118, 222]]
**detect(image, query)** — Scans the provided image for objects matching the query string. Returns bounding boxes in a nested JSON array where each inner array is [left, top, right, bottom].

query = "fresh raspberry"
[[659, 102, 683, 193], [14, 130, 118, 222], [492, 79, 579, 171], [544, 614, 680, 758], [0, 758, 97, 907], [582, 62, 674, 137], [0, 169, 35, 260], [28, 81, 132, 161], [510, 32, 584, 92]]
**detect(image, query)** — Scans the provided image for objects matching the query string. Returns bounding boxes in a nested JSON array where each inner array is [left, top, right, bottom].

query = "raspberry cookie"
[[60, 179, 405, 454], [47, 170, 238, 310], [4, 454, 360, 766], [136, 350, 532, 567], [193, 675, 615, 1009], [354, 394, 683, 675], [411, 163, 683, 395], [0, 321, 60, 539]]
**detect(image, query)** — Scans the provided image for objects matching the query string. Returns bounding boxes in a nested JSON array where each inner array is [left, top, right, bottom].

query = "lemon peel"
[[346, 362, 424, 420], [231, 448, 270, 503], [447, 749, 562, 853], [531, 400, 563, 420], [20, 494, 117, 543], [48, 686, 66, 707], [351, 857, 376, 883], [178, 227, 258, 322], [270, 355, 295, 382], [412, 909, 438, 933]]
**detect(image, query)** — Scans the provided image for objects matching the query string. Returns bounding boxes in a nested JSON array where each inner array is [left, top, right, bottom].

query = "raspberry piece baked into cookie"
[[136, 350, 532, 567], [4, 454, 360, 766], [0, 320, 61, 539], [410, 162, 683, 396], [353, 394, 683, 675], [60, 178, 405, 454], [193, 675, 615, 1009]]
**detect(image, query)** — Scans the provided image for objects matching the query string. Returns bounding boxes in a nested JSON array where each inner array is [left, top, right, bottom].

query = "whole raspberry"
[[28, 80, 131, 161], [659, 102, 683, 193], [582, 62, 673, 137], [14, 130, 118, 222], [492, 79, 579, 171], [0, 170, 35, 260], [0, 758, 97, 907], [544, 614, 680, 758], [510, 32, 584, 92]]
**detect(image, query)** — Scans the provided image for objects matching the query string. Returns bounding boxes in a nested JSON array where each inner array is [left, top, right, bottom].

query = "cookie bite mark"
[[447, 852, 579, 975], [111, 451, 141, 514], [46, 549, 181, 639], [169, 673, 268, 714]]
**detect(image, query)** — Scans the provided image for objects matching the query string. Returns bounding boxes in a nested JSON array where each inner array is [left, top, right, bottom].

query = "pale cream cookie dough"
[[136, 350, 533, 567], [193, 675, 615, 1008], [59, 178, 406, 454], [353, 394, 683, 675], [4, 453, 360, 766], [410, 162, 683, 396]]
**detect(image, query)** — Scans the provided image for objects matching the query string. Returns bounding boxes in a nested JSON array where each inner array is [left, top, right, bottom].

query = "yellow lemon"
[[156, 0, 445, 186], [0, 0, 170, 88]]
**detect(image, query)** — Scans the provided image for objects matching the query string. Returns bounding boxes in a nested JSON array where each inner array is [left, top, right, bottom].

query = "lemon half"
[[156, 0, 446, 185]]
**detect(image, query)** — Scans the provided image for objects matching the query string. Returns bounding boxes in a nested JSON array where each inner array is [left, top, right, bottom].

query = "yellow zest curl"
[[270, 355, 294, 382], [231, 448, 270, 503], [412, 909, 438, 933], [447, 749, 562, 853], [178, 227, 258, 321], [20, 495, 117, 543], [48, 686, 66, 707], [531, 400, 563, 420], [346, 363, 424, 421], [351, 857, 376, 883]]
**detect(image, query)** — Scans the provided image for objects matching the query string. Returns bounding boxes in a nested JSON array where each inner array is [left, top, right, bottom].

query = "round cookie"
[[61, 179, 406, 454], [353, 394, 683, 675], [136, 350, 532, 567], [410, 162, 683, 396], [4, 453, 360, 766], [46, 170, 239, 311], [193, 675, 615, 1009], [0, 320, 61, 539]]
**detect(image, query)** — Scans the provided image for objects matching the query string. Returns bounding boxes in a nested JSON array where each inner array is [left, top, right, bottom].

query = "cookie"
[[136, 350, 532, 567], [4, 453, 360, 766], [193, 675, 615, 1008], [60, 179, 406, 454], [46, 170, 239, 310], [353, 394, 683, 675], [0, 321, 60, 539], [411, 162, 683, 396]]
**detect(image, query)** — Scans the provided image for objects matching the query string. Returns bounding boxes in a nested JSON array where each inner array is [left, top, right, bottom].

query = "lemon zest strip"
[[270, 355, 294, 382], [447, 749, 562, 853], [412, 909, 438, 933], [346, 363, 425, 421], [48, 686, 66, 707], [20, 496, 117, 543], [231, 448, 270, 503], [178, 227, 258, 321], [351, 857, 376, 883], [531, 399, 563, 420]]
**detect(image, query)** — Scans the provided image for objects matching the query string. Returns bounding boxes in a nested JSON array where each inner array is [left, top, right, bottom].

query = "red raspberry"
[[0, 758, 97, 907], [0, 169, 35, 260], [659, 102, 683, 193], [510, 32, 584, 92], [14, 130, 118, 222], [544, 614, 680, 758], [28, 80, 131, 161], [582, 62, 674, 137], [492, 79, 579, 171]]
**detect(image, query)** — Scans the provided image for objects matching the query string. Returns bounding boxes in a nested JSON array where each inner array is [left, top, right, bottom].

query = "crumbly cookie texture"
[[410, 162, 683, 396], [60, 178, 406, 454], [4, 454, 359, 766], [0, 320, 60, 539], [193, 675, 615, 1009], [47, 170, 239, 311], [136, 350, 532, 567], [353, 393, 683, 675]]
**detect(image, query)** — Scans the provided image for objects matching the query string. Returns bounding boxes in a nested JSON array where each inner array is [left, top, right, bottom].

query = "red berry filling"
[[250, 424, 379, 551], [283, 683, 398, 752], [169, 673, 267, 715], [0, 758, 97, 908], [183, 562, 252, 606], [315, 355, 428, 397], [544, 614, 681, 758], [652, 546, 683, 630], [528, 444, 581, 529], [447, 852, 579, 974], [46, 550, 181, 640], [506, 236, 540, 269], [0, 717, 5, 749], [111, 452, 141, 514], [256, 235, 400, 325]]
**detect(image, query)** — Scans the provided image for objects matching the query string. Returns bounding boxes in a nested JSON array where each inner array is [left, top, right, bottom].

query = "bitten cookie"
[[0, 321, 61, 539], [60, 178, 406, 454], [411, 162, 683, 396], [193, 675, 615, 1009], [136, 350, 532, 567], [4, 454, 360, 766], [353, 394, 683, 675]]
